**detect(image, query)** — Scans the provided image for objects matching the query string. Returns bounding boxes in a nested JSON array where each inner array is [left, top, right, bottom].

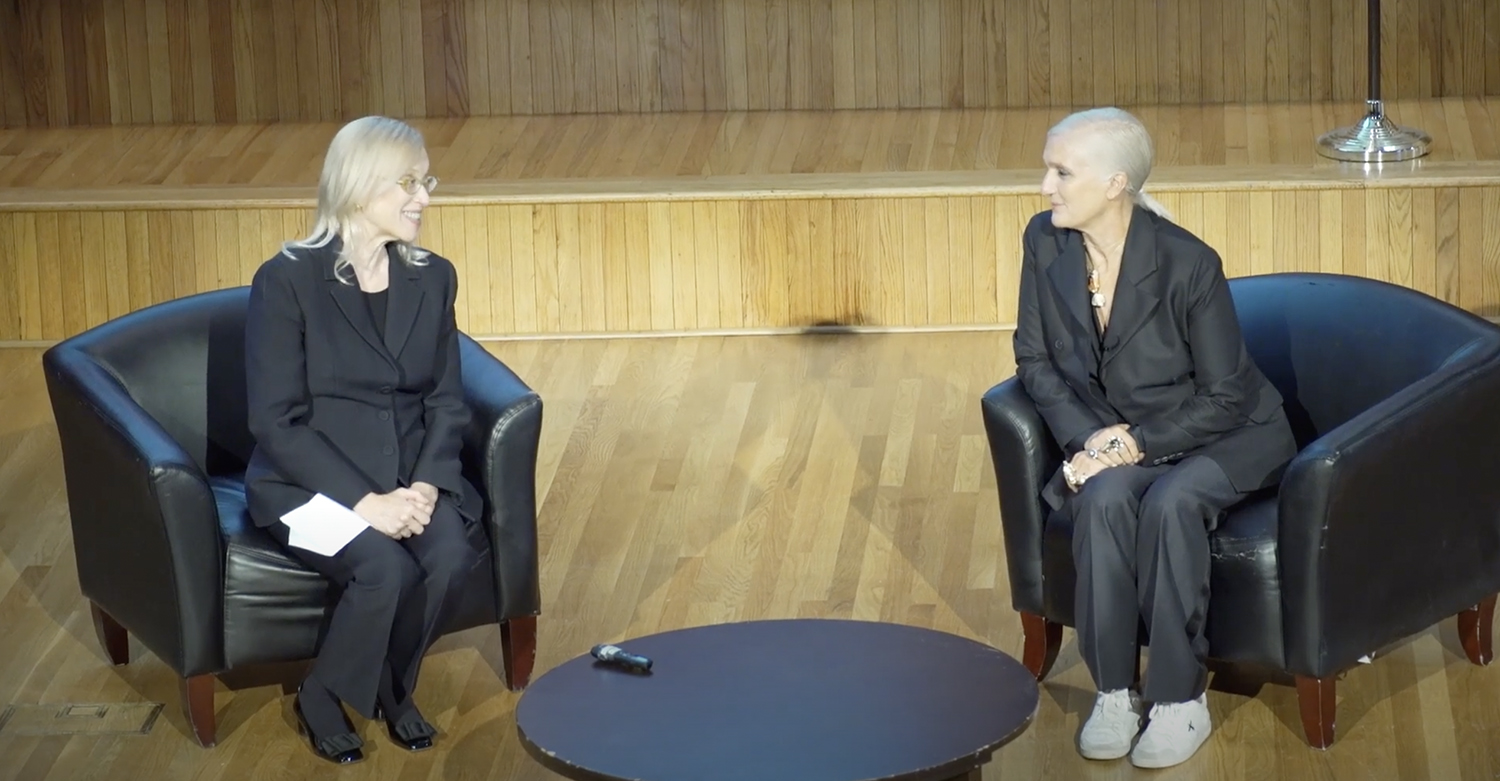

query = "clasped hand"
[[353, 481, 440, 539], [1066, 425, 1142, 490]]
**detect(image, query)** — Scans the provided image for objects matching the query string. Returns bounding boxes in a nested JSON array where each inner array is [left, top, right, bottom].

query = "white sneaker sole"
[[1129, 726, 1211, 768], [1079, 741, 1134, 761]]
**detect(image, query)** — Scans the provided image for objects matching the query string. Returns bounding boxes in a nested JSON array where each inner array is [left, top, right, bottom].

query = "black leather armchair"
[[982, 272, 1500, 748], [42, 286, 542, 747]]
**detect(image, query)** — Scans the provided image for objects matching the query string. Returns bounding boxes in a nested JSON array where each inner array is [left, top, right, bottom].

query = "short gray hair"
[[1048, 107, 1172, 220]]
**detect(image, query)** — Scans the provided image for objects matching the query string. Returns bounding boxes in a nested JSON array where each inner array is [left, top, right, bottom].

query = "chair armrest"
[[1278, 338, 1500, 678], [42, 347, 226, 677], [459, 336, 543, 620], [981, 378, 1063, 615]]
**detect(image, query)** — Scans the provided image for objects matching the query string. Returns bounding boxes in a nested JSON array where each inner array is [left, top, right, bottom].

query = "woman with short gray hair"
[[1011, 108, 1297, 768]]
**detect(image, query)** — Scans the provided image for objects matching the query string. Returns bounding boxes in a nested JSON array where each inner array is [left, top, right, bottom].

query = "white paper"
[[279, 493, 370, 556]]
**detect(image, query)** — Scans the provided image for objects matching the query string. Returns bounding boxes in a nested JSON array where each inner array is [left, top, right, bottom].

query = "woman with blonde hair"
[[1012, 108, 1296, 768], [244, 115, 482, 763]]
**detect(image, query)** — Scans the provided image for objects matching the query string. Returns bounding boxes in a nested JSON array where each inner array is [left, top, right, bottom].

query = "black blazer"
[[243, 238, 483, 528], [1014, 207, 1296, 507]]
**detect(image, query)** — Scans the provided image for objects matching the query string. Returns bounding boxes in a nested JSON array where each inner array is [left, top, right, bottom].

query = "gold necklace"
[[1086, 240, 1122, 309]]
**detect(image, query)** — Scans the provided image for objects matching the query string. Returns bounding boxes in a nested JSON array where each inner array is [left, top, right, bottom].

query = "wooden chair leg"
[[90, 602, 129, 666], [1458, 594, 1496, 666], [1019, 611, 1062, 680], [1295, 675, 1336, 749], [180, 674, 217, 748], [500, 616, 538, 691]]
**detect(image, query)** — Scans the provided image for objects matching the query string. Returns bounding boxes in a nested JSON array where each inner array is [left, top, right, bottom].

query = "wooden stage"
[[3, 1, 1500, 777], [4, 334, 1500, 780], [3, 99, 1500, 344]]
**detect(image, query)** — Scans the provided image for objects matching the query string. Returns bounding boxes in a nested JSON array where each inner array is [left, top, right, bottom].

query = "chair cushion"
[[209, 476, 501, 669], [1204, 494, 1285, 670], [211, 476, 339, 667], [1040, 491, 1286, 670]]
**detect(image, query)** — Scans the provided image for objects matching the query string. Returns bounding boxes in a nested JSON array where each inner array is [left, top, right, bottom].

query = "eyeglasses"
[[397, 175, 440, 195]]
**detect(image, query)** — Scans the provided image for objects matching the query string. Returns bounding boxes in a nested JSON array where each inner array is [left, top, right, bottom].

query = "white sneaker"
[[1078, 689, 1143, 760], [1130, 693, 1212, 768]]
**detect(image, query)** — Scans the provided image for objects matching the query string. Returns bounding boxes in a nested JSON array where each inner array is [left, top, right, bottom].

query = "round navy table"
[[516, 619, 1039, 781]]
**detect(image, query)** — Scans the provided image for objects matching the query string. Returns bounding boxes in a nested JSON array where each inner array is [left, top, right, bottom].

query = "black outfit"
[[244, 238, 480, 742], [1014, 207, 1297, 702], [366, 289, 389, 338]]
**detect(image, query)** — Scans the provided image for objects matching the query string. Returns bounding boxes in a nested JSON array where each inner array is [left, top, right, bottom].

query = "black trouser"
[[267, 501, 477, 719], [1060, 456, 1246, 704]]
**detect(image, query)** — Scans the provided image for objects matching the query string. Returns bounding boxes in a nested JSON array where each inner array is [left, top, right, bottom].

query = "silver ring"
[[1088, 448, 1098, 459]]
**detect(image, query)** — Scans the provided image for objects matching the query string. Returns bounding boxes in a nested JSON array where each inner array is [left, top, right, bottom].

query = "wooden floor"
[[3, 99, 1499, 208], [1, 336, 1497, 779]]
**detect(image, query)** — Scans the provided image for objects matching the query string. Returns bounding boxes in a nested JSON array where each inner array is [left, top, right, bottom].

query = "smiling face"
[[352, 149, 432, 247], [1040, 129, 1125, 232]]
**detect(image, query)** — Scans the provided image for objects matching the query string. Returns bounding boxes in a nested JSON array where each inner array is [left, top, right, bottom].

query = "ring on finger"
[[1087, 448, 1098, 459]]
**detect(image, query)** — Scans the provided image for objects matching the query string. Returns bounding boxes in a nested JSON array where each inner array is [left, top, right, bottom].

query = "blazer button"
[[379, 385, 393, 394], [378, 410, 390, 421], [1054, 339, 1064, 350], [382, 445, 394, 456]]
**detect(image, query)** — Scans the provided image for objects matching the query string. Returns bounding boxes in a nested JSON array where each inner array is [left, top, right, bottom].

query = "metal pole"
[[1315, 0, 1430, 162], [1368, 0, 1380, 101]]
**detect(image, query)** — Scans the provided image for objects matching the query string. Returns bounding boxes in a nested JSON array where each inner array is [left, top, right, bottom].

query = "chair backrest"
[[1230, 273, 1500, 449], [50, 287, 255, 478]]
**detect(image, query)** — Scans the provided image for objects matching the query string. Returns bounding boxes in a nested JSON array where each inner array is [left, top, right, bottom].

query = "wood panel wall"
[[4, 186, 1499, 342], [4, 0, 1499, 127]]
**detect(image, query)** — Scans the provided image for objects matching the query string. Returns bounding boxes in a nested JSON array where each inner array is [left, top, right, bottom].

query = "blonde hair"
[[283, 115, 430, 282], [1047, 107, 1173, 221]]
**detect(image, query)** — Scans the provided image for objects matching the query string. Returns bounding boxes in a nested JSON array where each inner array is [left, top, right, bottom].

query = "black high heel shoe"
[[375, 704, 437, 752], [294, 692, 365, 764]]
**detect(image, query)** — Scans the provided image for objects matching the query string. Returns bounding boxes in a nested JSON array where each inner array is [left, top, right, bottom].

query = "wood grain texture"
[[3, 101, 1500, 342], [4, 185, 1500, 343], [2, 99, 1497, 192], [4, 337, 1500, 778], [3, 0, 1500, 127]]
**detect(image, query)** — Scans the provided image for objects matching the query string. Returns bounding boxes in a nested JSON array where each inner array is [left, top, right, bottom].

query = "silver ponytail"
[[1050, 107, 1171, 221], [1131, 187, 1173, 220]]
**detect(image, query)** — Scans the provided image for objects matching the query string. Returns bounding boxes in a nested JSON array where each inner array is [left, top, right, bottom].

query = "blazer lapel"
[[1101, 207, 1161, 370], [383, 245, 424, 360], [1045, 231, 1095, 342], [323, 243, 392, 362]]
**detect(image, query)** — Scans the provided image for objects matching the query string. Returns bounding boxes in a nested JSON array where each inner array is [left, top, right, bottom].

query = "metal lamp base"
[[1316, 100, 1431, 162]]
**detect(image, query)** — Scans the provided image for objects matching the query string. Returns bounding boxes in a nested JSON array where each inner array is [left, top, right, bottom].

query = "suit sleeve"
[[1013, 226, 1107, 454], [1132, 248, 1256, 460], [246, 260, 381, 510], [411, 259, 471, 507]]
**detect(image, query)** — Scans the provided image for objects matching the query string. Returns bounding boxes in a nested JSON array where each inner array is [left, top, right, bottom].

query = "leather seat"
[[43, 286, 543, 747], [982, 272, 1500, 747]]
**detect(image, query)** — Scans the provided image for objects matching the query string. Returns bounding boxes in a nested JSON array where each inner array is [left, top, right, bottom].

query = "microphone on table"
[[591, 643, 653, 673]]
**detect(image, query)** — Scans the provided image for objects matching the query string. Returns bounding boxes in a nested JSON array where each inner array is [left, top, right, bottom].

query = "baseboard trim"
[[472, 322, 1017, 342], [8, 315, 1500, 350]]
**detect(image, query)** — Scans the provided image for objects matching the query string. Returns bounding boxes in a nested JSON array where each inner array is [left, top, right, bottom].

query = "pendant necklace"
[[1087, 265, 1105, 308]]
